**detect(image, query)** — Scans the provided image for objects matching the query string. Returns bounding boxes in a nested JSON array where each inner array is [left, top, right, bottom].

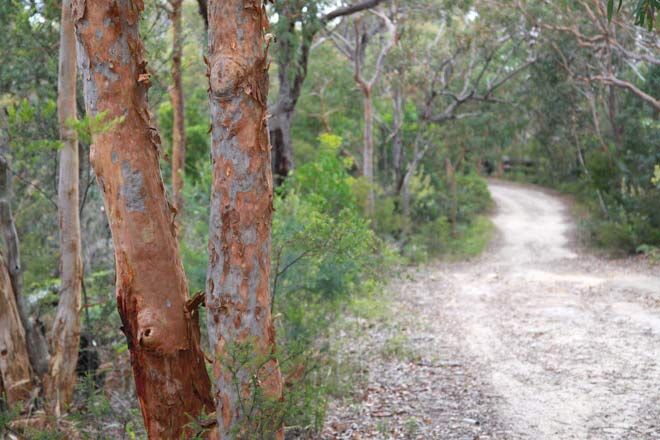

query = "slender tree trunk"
[[170, 0, 185, 215], [43, 0, 84, 414], [0, 255, 32, 406], [73, 1, 213, 437], [362, 88, 375, 215], [268, 3, 309, 185], [391, 83, 404, 191], [607, 85, 622, 146], [269, 109, 294, 186], [206, 1, 283, 437], [0, 112, 50, 378], [446, 158, 458, 237]]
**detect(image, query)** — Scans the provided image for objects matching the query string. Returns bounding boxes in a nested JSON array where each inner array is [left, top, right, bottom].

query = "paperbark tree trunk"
[[206, 1, 283, 437], [0, 111, 50, 378], [0, 254, 32, 406], [170, 0, 185, 215], [43, 0, 83, 415], [73, 1, 213, 437]]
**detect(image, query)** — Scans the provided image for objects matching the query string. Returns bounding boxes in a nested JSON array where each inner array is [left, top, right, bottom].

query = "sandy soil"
[[323, 181, 660, 439]]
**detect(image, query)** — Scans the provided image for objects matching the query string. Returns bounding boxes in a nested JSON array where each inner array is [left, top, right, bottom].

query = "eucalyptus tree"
[[269, 0, 385, 183], [399, 3, 536, 218], [330, 5, 398, 214], [205, 0, 284, 435], [44, 0, 83, 414], [169, 0, 186, 215], [74, 1, 213, 436]]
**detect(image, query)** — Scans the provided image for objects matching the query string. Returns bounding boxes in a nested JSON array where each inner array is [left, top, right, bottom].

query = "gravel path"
[[323, 181, 660, 439]]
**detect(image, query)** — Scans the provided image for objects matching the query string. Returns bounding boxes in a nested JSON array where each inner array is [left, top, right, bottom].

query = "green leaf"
[[607, 0, 614, 21]]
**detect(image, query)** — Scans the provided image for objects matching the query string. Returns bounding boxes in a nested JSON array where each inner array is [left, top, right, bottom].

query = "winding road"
[[446, 181, 660, 438], [324, 180, 660, 439]]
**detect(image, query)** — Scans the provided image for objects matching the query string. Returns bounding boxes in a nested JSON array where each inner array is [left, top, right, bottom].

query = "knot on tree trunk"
[[209, 56, 245, 100]]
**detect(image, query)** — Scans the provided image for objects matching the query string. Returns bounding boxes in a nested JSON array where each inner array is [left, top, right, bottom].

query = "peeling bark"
[[73, 1, 213, 437], [206, 0, 283, 437], [43, 0, 83, 414], [0, 110, 50, 378], [170, 0, 185, 215], [0, 254, 32, 406]]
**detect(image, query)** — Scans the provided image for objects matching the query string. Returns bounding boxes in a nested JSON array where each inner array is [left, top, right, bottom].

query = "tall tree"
[[43, 0, 83, 414], [269, 0, 385, 183], [73, 1, 213, 437], [0, 253, 32, 407], [169, 0, 186, 215], [206, 0, 284, 436], [0, 110, 50, 379], [332, 8, 398, 214]]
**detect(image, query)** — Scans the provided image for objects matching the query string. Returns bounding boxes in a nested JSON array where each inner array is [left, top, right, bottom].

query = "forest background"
[[0, 0, 658, 437]]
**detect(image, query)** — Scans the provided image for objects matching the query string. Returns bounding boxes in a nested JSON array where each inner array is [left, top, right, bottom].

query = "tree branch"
[[323, 0, 385, 22]]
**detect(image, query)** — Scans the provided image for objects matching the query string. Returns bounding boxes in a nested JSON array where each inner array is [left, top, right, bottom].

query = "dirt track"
[[324, 181, 660, 439]]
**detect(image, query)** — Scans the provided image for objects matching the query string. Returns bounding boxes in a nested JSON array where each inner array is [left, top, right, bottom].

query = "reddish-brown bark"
[[43, 0, 83, 414], [73, 1, 213, 437], [0, 254, 32, 406], [206, 0, 283, 436], [0, 111, 50, 378], [170, 0, 185, 216]]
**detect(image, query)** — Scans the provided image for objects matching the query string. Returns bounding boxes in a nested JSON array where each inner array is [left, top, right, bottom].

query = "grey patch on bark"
[[95, 29, 102, 40], [120, 161, 146, 212], [109, 38, 131, 65], [93, 61, 119, 82], [241, 226, 256, 245], [111, 151, 118, 164], [103, 17, 111, 27], [77, 41, 99, 115]]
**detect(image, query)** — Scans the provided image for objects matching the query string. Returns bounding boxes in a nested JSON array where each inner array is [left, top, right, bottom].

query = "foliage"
[[269, 135, 396, 430], [271, 136, 385, 326], [403, 170, 493, 262], [607, 0, 658, 29]]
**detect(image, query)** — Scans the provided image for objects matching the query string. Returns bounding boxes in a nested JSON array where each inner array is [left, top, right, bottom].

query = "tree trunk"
[[607, 85, 622, 146], [206, 0, 284, 437], [362, 88, 375, 215], [73, 1, 213, 437], [0, 254, 32, 406], [446, 158, 458, 237], [391, 83, 404, 191], [44, 0, 84, 415], [268, 22, 308, 185], [0, 112, 50, 378], [170, 0, 185, 216], [269, 109, 294, 186]]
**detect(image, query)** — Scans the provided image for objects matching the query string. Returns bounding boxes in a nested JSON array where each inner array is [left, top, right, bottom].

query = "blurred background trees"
[[0, 0, 657, 436]]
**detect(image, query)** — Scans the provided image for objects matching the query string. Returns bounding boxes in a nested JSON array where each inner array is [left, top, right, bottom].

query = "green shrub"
[[271, 135, 394, 431], [404, 170, 493, 262]]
